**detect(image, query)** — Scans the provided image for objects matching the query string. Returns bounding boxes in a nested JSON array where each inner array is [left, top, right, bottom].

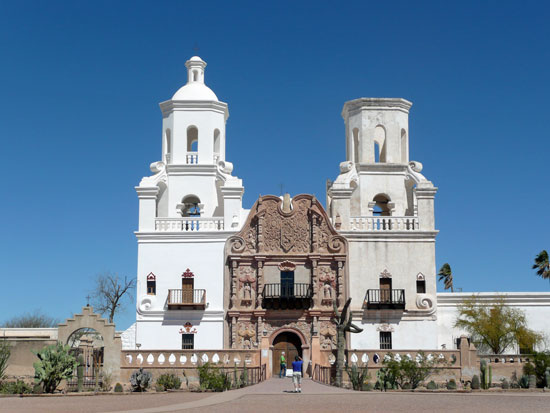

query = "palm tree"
[[532, 250, 550, 282], [438, 263, 454, 292]]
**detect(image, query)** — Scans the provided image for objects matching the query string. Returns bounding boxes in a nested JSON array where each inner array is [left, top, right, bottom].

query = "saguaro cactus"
[[480, 359, 487, 389], [332, 298, 363, 387]]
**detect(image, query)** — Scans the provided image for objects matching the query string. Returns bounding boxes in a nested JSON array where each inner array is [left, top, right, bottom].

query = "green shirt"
[[280, 355, 286, 364]]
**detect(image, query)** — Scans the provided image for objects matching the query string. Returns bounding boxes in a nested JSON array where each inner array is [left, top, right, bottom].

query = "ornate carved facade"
[[224, 194, 347, 350]]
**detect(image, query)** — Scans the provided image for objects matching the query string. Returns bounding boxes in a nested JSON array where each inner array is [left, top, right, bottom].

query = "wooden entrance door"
[[182, 278, 194, 303], [272, 332, 302, 377], [380, 278, 391, 303]]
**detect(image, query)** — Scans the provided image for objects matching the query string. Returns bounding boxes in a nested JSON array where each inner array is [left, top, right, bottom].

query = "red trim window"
[[147, 273, 156, 295]]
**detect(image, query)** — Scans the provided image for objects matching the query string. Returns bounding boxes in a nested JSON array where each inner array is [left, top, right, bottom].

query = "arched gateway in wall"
[[224, 194, 348, 376]]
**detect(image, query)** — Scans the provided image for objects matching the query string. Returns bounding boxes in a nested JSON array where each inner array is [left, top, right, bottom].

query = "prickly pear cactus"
[[130, 368, 152, 392], [77, 355, 84, 392]]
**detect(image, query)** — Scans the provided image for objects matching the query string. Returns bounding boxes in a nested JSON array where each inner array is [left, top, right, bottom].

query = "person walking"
[[291, 355, 303, 393], [279, 351, 287, 378]]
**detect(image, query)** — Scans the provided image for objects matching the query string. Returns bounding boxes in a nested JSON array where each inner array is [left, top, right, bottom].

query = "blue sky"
[[1, 1, 549, 330]]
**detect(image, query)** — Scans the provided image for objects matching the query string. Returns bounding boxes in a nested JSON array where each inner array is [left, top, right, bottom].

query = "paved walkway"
[[104, 378, 353, 413]]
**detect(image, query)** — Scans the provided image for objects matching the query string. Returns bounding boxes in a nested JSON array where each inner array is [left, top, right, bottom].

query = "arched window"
[[353, 128, 360, 164], [214, 129, 220, 155], [373, 194, 391, 216], [401, 129, 407, 163], [181, 195, 201, 217], [187, 126, 198, 152], [165, 129, 172, 163], [374, 125, 386, 163]]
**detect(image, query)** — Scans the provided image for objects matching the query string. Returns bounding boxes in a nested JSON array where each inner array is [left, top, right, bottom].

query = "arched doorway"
[[272, 331, 302, 377]]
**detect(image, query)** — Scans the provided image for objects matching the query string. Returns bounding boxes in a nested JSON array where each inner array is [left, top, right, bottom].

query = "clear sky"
[[1, 1, 549, 330]]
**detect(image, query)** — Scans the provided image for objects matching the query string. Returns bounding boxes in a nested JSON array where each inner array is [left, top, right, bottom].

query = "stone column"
[[256, 259, 265, 309], [230, 261, 238, 309], [337, 261, 344, 308]]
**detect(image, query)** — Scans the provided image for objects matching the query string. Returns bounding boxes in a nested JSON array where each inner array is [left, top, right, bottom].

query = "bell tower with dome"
[[133, 56, 247, 350]]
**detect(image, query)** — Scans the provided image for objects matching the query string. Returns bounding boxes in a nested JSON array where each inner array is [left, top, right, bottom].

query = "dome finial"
[[185, 56, 207, 84]]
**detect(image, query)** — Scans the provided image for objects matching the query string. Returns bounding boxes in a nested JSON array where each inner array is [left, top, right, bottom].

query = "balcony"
[[349, 216, 419, 231], [365, 289, 405, 310], [262, 283, 313, 310], [167, 289, 206, 310], [155, 217, 224, 232]]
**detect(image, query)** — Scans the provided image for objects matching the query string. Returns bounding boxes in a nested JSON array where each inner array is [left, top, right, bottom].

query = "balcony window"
[[182, 334, 194, 350], [380, 332, 392, 349], [365, 289, 405, 309], [146, 273, 156, 295]]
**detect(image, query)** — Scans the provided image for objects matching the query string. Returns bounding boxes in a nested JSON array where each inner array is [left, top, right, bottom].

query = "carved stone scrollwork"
[[238, 266, 256, 307], [416, 294, 435, 310], [237, 322, 257, 349], [278, 260, 296, 272], [377, 323, 394, 332], [319, 321, 337, 349], [230, 236, 246, 253], [327, 235, 346, 253]]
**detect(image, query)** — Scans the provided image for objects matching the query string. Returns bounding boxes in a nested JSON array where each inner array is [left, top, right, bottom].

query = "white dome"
[[172, 82, 218, 101]]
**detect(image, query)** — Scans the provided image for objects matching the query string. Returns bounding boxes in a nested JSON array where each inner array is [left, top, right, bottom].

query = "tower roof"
[[172, 56, 219, 101]]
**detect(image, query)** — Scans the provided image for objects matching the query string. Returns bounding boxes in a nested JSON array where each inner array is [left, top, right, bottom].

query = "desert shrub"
[[501, 378, 510, 389], [130, 368, 152, 392], [426, 380, 437, 390], [156, 373, 181, 390], [0, 380, 32, 394], [345, 364, 370, 391], [32, 383, 43, 394], [33, 342, 78, 393], [197, 362, 231, 392], [523, 351, 550, 388], [519, 375, 530, 389], [401, 382, 411, 390], [114, 382, 123, 392], [100, 372, 112, 392], [362, 382, 374, 391], [155, 384, 165, 392], [471, 375, 480, 389], [446, 379, 457, 390], [381, 352, 437, 390]]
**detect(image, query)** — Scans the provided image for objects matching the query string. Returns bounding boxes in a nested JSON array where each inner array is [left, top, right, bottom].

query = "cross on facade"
[[86, 295, 90, 307]]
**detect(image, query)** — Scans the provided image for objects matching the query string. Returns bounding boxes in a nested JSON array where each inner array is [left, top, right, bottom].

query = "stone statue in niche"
[[243, 282, 252, 300], [323, 283, 332, 299]]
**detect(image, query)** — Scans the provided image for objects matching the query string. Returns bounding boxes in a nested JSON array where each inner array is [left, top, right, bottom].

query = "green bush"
[[197, 362, 231, 392], [155, 384, 165, 392], [471, 374, 480, 389], [32, 383, 43, 394], [130, 368, 152, 392], [114, 382, 123, 392], [381, 352, 438, 390], [33, 342, 78, 393], [523, 351, 550, 388], [156, 373, 182, 390], [426, 380, 438, 390], [0, 380, 32, 394], [446, 379, 457, 390], [501, 378, 510, 389], [362, 382, 374, 391]]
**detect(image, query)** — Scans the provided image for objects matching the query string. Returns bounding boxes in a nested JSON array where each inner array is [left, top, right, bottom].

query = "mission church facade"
[[133, 56, 440, 360]]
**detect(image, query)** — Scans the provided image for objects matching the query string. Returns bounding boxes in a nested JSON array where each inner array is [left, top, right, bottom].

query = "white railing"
[[186, 152, 198, 164], [155, 217, 225, 232], [350, 216, 419, 231]]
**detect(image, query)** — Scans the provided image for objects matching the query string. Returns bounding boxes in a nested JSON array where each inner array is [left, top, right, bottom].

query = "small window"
[[416, 280, 426, 294], [380, 332, 392, 350], [147, 279, 156, 295], [182, 334, 194, 349]]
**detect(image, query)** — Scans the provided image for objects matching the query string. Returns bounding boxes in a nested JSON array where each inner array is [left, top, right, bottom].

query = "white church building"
[[129, 56, 550, 359]]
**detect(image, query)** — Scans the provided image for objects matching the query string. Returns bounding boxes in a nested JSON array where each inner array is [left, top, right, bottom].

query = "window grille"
[[182, 334, 194, 350], [380, 331, 392, 350]]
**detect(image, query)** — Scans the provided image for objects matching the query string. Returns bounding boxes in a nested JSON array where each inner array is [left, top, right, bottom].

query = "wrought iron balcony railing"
[[262, 283, 313, 299], [365, 289, 405, 309], [167, 289, 206, 309]]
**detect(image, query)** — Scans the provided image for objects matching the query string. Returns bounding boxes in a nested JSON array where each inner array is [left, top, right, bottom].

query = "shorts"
[[292, 372, 302, 385]]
